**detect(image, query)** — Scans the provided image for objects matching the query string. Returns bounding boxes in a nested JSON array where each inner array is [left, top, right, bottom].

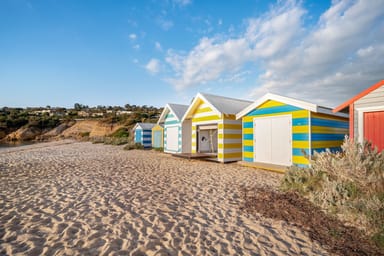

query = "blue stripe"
[[293, 133, 308, 141], [311, 133, 346, 141], [292, 118, 309, 126], [244, 157, 253, 162], [243, 146, 253, 152], [243, 122, 253, 128], [247, 105, 302, 116], [311, 118, 348, 129], [294, 163, 309, 168], [142, 134, 151, 138], [312, 147, 342, 154], [293, 148, 310, 156], [244, 134, 253, 140]]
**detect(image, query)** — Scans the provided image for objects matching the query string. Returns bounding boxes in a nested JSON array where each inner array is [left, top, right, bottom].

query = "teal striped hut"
[[236, 93, 349, 170], [157, 103, 190, 153]]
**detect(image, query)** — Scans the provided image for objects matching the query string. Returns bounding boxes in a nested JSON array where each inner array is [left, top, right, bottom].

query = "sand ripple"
[[0, 141, 329, 255]]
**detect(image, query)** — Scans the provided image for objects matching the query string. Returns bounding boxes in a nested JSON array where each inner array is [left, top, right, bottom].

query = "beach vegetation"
[[123, 143, 145, 150], [281, 138, 384, 249]]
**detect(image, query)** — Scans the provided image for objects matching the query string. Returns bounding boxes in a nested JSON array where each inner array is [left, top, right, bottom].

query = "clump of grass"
[[123, 143, 144, 150], [152, 147, 164, 152], [281, 138, 384, 249]]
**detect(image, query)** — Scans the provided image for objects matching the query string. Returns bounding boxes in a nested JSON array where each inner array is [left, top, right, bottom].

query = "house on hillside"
[[333, 80, 384, 151], [181, 93, 252, 163], [236, 93, 349, 171], [157, 103, 190, 154], [133, 123, 156, 148]]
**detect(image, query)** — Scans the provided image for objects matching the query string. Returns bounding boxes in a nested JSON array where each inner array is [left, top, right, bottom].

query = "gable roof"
[[236, 93, 348, 119], [182, 92, 252, 121], [133, 122, 156, 130], [157, 103, 189, 124], [333, 80, 384, 113]]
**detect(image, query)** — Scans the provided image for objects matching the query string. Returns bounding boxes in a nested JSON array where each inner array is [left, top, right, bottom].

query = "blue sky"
[[0, 0, 383, 108]]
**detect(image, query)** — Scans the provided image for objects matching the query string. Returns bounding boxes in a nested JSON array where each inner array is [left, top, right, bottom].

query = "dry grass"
[[281, 138, 384, 249]]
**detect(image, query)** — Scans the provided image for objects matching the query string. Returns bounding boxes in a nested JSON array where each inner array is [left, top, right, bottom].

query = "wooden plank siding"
[[241, 100, 349, 167], [191, 101, 243, 162], [242, 100, 311, 166]]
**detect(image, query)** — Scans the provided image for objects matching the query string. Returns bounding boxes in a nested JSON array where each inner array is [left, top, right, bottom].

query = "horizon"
[[1, 0, 383, 109]]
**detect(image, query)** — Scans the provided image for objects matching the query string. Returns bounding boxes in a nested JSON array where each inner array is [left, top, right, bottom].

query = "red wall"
[[364, 111, 384, 151]]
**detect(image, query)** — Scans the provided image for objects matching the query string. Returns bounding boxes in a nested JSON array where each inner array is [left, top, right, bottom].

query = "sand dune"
[[0, 141, 329, 255]]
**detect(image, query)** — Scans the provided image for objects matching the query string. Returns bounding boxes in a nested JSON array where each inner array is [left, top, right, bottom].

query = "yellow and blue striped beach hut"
[[157, 103, 190, 153], [182, 93, 252, 163], [236, 93, 349, 170]]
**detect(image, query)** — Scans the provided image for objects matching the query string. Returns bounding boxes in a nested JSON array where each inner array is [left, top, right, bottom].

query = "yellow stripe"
[[258, 100, 286, 109], [242, 110, 308, 122], [243, 140, 253, 146], [243, 151, 253, 158], [218, 123, 242, 129], [292, 125, 309, 133], [293, 141, 310, 148], [311, 126, 348, 134], [293, 156, 310, 165], [312, 140, 344, 148], [219, 133, 242, 139], [218, 152, 242, 159], [192, 126, 196, 130], [192, 115, 220, 123], [243, 128, 253, 134], [195, 106, 213, 114], [218, 143, 242, 149], [192, 149, 196, 153], [192, 142, 196, 147]]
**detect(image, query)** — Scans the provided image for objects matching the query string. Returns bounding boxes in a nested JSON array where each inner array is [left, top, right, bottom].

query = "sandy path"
[[0, 141, 329, 255]]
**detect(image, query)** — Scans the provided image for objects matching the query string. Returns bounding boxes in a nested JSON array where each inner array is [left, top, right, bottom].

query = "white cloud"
[[145, 59, 160, 74], [155, 41, 163, 51], [165, 0, 384, 106], [129, 33, 137, 40], [157, 17, 174, 31], [172, 0, 191, 7], [133, 44, 140, 50]]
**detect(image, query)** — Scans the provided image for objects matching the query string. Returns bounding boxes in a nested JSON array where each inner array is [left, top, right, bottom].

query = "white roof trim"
[[236, 93, 348, 119], [181, 93, 222, 122], [157, 104, 172, 124]]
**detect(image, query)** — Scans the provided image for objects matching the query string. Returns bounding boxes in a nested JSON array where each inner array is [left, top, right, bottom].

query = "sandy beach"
[[0, 141, 329, 255]]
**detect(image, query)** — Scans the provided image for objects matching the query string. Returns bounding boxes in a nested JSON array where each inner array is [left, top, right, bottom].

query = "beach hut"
[[236, 93, 349, 170], [157, 103, 190, 153], [133, 123, 156, 148], [333, 80, 384, 151], [181, 93, 252, 163], [151, 124, 164, 149]]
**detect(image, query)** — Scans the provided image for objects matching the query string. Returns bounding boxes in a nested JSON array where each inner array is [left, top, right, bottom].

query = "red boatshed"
[[333, 80, 384, 151]]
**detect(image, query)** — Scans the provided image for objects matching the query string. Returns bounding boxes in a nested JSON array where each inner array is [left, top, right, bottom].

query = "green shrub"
[[153, 147, 164, 152], [281, 138, 384, 248], [124, 143, 145, 150], [110, 127, 129, 138], [80, 131, 90, 137]]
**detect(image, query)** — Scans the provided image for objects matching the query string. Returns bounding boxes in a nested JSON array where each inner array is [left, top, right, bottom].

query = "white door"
[[166, 126, 179, 151], [254, 115, 292, 166]]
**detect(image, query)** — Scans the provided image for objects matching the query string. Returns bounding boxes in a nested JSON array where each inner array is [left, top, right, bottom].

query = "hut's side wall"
[[310, 113, 349, 154], [241, 100, 311, 167], [218, 115, 243, 162]]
